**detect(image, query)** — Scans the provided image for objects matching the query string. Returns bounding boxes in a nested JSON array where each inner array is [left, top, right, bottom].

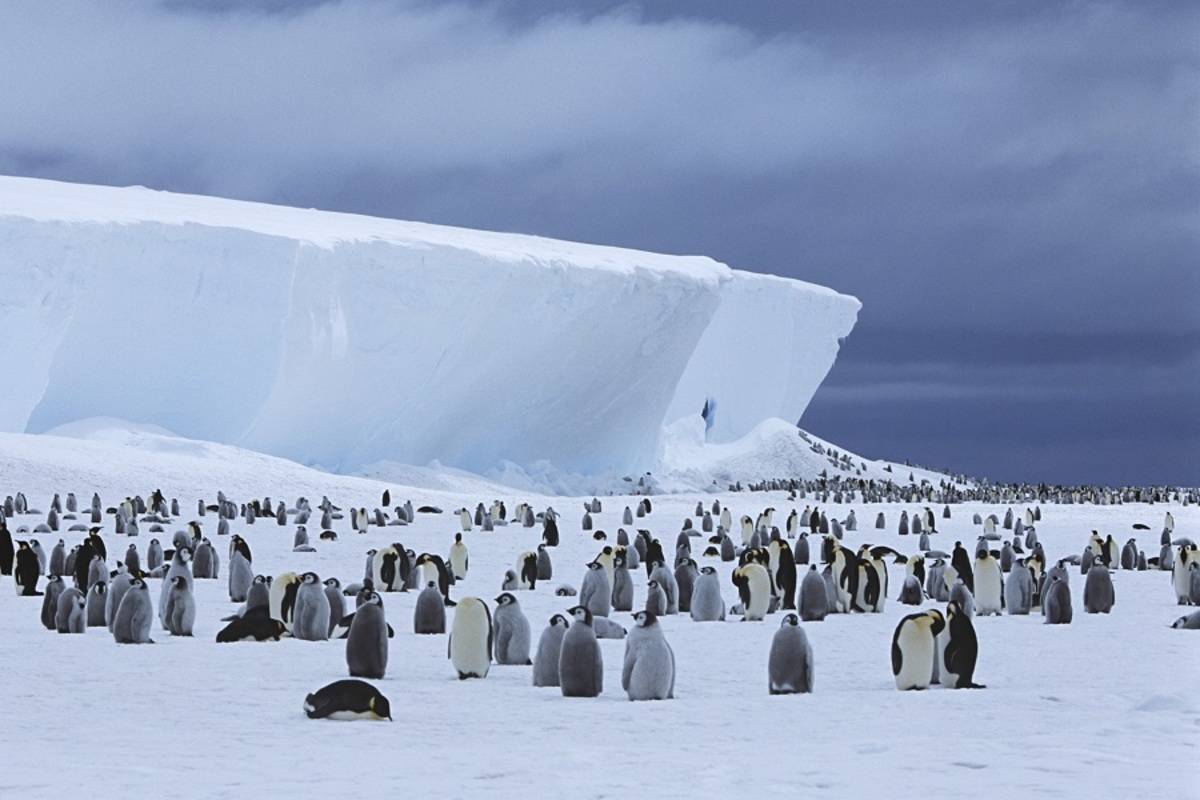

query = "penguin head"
[[647, 580, 660, 591], [366, 549, 377, 557], [587, 562, 603, 572], [177, 547, 192, 563], [324, 577, 340, 589], [368, 693, 393, 721], [362, 591, 383, 607], [455, 533, 462, 543], [633, 610, 658, 628], [780, 613, 800, 627], [302, 572, 319, 585], [592, 531, 607, 540], [549, 614, 569, 629], [93, 582, 107, 595], [700, 566, 716, 575], [495, 592, 516, 606], [568, 605, 592, 625], [129, 578, 146, 590], [253, 575, 268, 585]]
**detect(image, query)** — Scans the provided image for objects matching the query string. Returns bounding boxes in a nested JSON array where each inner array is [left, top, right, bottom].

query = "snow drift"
[[0, 176, 859, 474]]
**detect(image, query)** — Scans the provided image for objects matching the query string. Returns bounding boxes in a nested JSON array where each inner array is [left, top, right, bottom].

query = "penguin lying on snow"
[[304, 680, 391, 721]]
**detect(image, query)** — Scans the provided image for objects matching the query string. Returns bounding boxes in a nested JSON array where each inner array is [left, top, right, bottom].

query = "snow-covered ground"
[[1, 430, 1196, 799]]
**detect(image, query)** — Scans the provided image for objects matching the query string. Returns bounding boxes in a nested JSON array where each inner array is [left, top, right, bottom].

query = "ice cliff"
[[0, 176, 860, 474]]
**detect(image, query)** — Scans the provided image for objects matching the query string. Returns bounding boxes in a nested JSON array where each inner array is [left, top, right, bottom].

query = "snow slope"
[[0, 433, 1196, 800], [0, 175, 859, 476]]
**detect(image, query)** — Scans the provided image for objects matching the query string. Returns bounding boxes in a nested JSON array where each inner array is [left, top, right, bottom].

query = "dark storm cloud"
[[0, 0, 1196, 484]]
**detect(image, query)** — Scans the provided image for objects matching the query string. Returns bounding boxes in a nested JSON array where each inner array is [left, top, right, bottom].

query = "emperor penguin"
[[40, 576, 65, 629], [1171, 609, 1200, 629], [245, 574, 270, 616], [897, 576, 923, 605], [793, 533, 810, 566], [768, 613, 814, 694], [689, 566, 725, 621], [516, 551, 538, 590], [193, 540, 217, 579], [973, 550, 1003, 616], [112, 578, 154, 643], [292, 572, 332, 641], [372, 546, 404, 593], [346, 592, 388, 679], [798, 565, 828, 621], [269, 572, 302, 632], [13, 540, 42, 595], [532, 615, 570, 687], [941, 600, 984, 688], [415, 553, 453, 603], [85, 581, 108, 627], [1082, 565, 1115, 613], [324, 578, 345, 635], [645, 580, 667, 616], [1005, 560, 1034, 615], [1174, 544, 1198, 604], [163, 575, 197, 636], [86, 554, 108, 592], [105, 573, 134, 632], [55, 587, 86, 633], [732, 562, 771, 621], [536, 544, 553, 580], [228, 550, 252, 603], [448, 534, 469, 580], [611, 551, 634, 612], [559, 606, 604, 697], [159, 547, 193, 627], [674, 558, 699, 614], [414, 581, 447, 634], [623, 611, 675, 701], [579, 562, 612, 618], [892, 609, 945, 690], [770, 539, 797, 610], [1043, 576, 1073, 624], [492, 593, 532, 665], [48, 540, 66, 577], [950, 542, 974, 593], [449, 597, 493, 679], [649, 561, 679, 615]]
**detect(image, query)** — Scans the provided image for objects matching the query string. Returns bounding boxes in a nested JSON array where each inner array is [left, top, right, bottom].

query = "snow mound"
[[0, 176, 859, 475]]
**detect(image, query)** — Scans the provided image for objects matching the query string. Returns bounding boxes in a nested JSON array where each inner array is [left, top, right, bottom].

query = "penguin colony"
[[1, 481, 1197, 723]]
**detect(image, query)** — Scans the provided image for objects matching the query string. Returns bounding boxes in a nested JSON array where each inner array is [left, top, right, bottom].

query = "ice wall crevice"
[[0, 176, 860, 475]]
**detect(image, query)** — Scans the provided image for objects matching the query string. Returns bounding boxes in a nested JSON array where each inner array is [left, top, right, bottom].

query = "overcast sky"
[[1, 0, 1196, 485]]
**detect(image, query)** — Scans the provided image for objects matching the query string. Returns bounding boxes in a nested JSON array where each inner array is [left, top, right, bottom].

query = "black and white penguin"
[[14, 541, 41, 595], [941, 600, 984, 688], [304, 680, 391, 721], [892, 609, 945, 690], [448, 597, 492, 679]]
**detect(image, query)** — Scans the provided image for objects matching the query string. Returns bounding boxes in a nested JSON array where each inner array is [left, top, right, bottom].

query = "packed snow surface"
[[0, 430, 1196, 800], [0, 175, 859, 476]]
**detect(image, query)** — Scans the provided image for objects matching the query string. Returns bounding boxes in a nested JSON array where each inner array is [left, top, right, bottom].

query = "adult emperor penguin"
[[732, 562, 771, 621], [532, 615, 570, 687], [414, 581, 447, 634], [1174, 544, 1198, 604], [372, 546, 404, 593], [112, 578, 154, 643], [269, 572, 302, 632], [768, 613, 814, 694], [0, 520, 12, 576], [611, 551, 634, 612], [689, 566, 725, 621], [623, 611, 675, 701], [163, 575, 197, 636], [293, 572, 332, 641], [798, 565, 828, 621], [1043, 576, 1073, 624], [559, 606, 603, 697], [1083, 564, 1115, 613], [448, 533, 469, 580], [770, 539, 797, 610], [347, 592, 389, 679], [579, 562, 612, 618], [1005, 560, 1034, 615], [823, 538, 858, 613], [892, 609, 945, 690], [14, 541, 41, 595], [974, 550, 1004, 616], [492, 593, 532, 665], [305, 680, 391, 722], [950, 542, 974, 593], [449, 597, 492, 679], [940, 600, 984, 688]]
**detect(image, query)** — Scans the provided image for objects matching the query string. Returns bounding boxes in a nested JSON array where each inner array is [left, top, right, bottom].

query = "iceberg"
[[0, 176, 859, 474]]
